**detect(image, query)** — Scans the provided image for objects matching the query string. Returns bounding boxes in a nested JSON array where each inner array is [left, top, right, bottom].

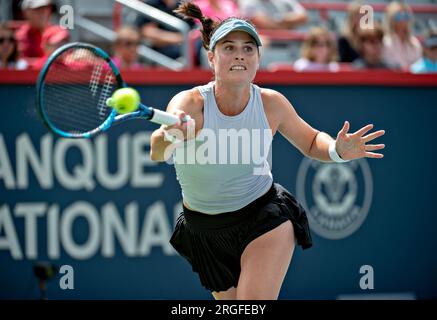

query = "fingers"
[[175, 110, 187, 126], [163, 110, 187, 129], [353, 124, 374, 138], [178, 112, 188, 121], [162, 109, 196, 142], [362, 130, 385, 143], [365, 144, 385, 151], [181, 114, 192, 122], [365, 152, 384, 158], [339, 121, 350, 136]]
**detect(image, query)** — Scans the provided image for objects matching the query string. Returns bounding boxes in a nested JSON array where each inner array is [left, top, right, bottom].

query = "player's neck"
[[213, 82, 250, 116]]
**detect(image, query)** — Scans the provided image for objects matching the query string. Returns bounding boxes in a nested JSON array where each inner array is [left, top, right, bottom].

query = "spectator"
[[0, 23, 28, 69], [16, 0, 53, 58], [238, 0, 308, 30], [193, 0, 239, 22], [411, 31, 437, 74], [112, 26, 144, 70], [383, 1, 421, 70], [136, 0, 195, 60], [338, 1, 362, 63], [294, 27, 339, 72], [353, 24, 399, 70], [31, 24, 69, 69]]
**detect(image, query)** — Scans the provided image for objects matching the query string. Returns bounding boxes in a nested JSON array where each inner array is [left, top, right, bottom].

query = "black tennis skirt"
[[169, 182, 313, 292]]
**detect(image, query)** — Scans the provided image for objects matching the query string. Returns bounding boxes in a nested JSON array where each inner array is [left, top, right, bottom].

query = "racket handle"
[[150, 109, 190, 126]]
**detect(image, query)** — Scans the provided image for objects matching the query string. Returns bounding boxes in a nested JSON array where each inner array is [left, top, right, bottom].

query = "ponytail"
[[174, 1, 217, 50]]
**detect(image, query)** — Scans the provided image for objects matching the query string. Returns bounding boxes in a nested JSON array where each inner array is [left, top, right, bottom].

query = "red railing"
[[1, 69, 436, 87]]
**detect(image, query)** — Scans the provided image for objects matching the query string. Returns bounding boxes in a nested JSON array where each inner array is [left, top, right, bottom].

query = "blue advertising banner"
[[1, 83, 436, 299]]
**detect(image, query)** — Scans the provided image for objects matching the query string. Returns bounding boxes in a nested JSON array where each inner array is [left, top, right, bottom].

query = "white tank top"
[[173, 82, 273, 214]]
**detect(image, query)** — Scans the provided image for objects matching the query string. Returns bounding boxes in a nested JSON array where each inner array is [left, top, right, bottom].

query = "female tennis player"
[[150, 2, 385, 300]]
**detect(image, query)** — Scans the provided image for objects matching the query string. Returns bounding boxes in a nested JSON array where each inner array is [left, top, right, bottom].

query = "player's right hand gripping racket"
[[36, 42, 182, 139]]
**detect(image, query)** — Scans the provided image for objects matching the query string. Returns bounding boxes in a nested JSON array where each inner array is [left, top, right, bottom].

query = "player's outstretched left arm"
[[268, 90, 385, 162]]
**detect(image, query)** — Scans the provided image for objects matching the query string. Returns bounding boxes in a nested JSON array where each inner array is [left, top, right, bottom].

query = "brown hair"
[[356, 23, 385, 53], [174, 1, 255, 51], [0, 23, 19, 64], [301, 27, 338, 63]]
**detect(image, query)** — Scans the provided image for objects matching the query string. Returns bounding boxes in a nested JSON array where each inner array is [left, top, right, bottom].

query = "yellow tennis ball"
[[107, 88, 140, 114]]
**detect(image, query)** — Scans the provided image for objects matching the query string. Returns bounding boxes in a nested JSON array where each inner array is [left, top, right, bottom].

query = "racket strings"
[[42, 47, 117, 134], [44, 72, 111, 129]]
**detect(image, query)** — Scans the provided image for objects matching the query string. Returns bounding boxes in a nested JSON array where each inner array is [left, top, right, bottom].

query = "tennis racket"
[[36, 42, 182, 139]]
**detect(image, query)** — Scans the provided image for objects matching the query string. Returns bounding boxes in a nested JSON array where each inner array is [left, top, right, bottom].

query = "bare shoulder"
[[260, 88, 295, 133], [260, 88, 292, 108], [166, 87, 204, 116], [166, 87, 204, 131], [260, 88, 318, 156]]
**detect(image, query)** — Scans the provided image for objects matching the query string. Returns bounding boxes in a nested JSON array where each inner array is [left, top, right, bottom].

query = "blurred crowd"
[[1, 0, 436, 73]]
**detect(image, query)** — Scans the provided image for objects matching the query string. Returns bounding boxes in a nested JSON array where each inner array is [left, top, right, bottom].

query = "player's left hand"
[[335, 121, 385, 160]]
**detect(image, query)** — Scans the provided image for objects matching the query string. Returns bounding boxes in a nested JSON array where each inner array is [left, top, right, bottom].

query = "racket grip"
[[150, 109, 190, 126]]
